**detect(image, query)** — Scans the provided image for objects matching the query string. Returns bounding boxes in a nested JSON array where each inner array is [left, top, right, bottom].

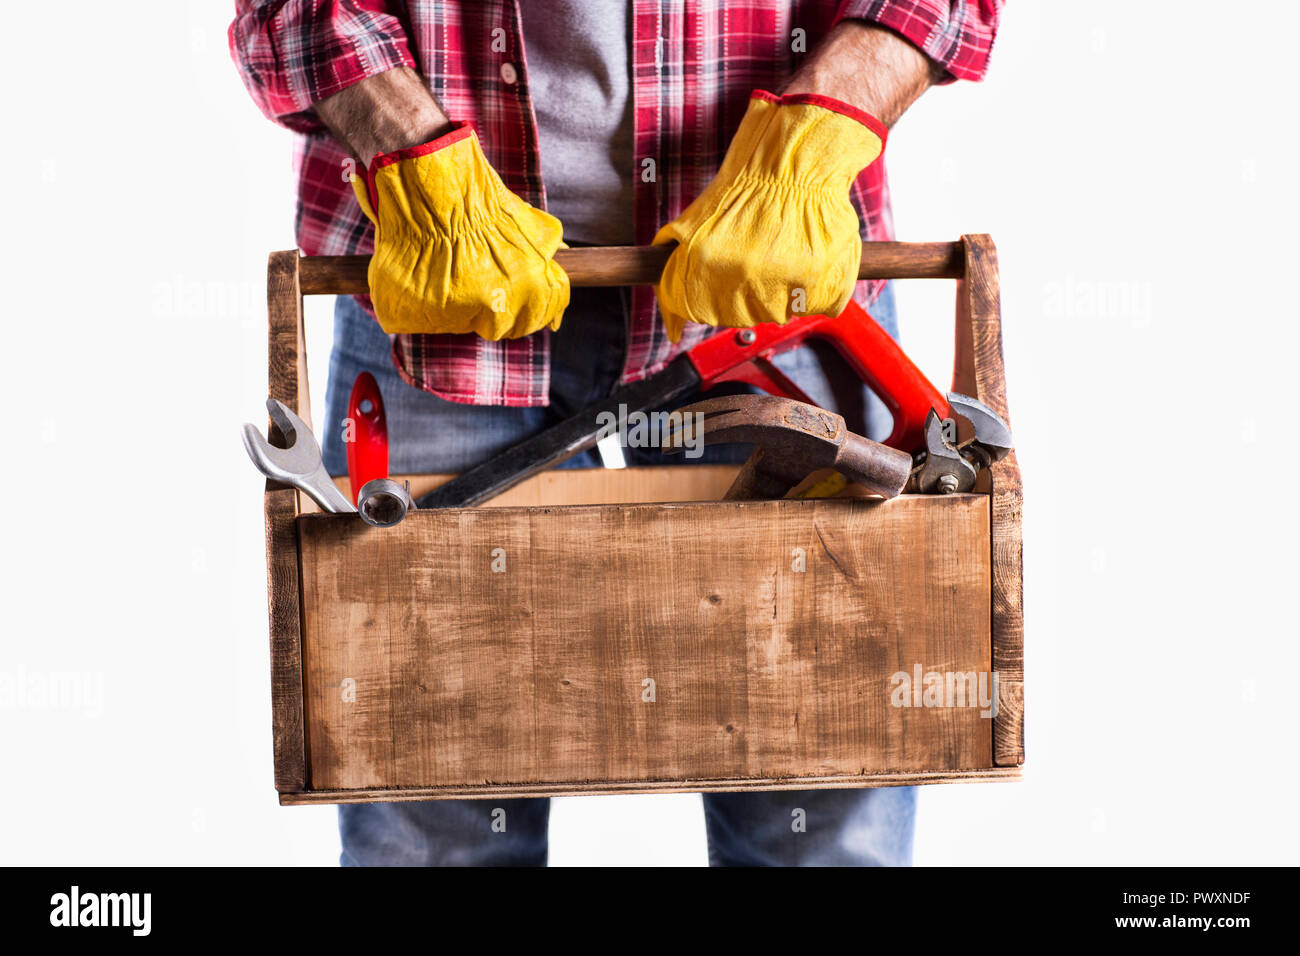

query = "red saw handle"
[[345, 371, 389, 506], [685, 299, 949, 451]]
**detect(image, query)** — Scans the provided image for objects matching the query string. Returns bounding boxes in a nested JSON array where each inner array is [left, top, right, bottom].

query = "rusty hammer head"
[[665, 395, 913, 500]]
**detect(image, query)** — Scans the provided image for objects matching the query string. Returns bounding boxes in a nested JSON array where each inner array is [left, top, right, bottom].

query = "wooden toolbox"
[[261, 236, 1023, 805]]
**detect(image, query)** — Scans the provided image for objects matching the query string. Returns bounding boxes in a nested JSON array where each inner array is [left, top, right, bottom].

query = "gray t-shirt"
[[518, 1, 635, 246]]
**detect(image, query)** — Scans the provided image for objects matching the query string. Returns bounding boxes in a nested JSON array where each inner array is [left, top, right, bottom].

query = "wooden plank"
[[296, 494, 993, 794], [332, 464, 742, 509], [297, 242, 965, 296], [279, 767, 1022, 805], [267, 251, 311, 427], [332, 465, 910, 510], [957, 235, 1025, 766], [265, 251, 309, 792]]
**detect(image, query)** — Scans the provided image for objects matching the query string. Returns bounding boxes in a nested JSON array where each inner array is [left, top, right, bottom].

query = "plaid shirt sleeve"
[[838, 0, 1002, 81], [228, 1, 416, 133]]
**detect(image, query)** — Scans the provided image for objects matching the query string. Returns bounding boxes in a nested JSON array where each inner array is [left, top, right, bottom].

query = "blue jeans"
[[322, 286, 916, 866]]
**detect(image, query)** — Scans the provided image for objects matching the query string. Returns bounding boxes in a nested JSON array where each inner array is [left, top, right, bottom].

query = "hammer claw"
[[669, 394, 912, 499]]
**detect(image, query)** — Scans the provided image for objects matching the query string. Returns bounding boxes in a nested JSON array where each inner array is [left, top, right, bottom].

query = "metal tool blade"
[[909, 409, 978, 494], [946, 392, 1013, 460], [415, 354, 702, 509]]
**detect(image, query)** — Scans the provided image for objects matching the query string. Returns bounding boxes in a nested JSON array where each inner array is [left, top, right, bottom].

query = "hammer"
[[666, 395, 913, 501]]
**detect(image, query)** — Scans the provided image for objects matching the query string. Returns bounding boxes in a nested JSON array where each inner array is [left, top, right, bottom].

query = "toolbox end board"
[[291, 493, 996, 799]]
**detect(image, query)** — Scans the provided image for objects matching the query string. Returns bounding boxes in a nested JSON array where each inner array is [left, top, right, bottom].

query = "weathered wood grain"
[[956, 235, 1025, 766], [296, 494, 994, 793], [264, 251, 309, 791], [267, 251, 311, 429], [279, 767, 1021, 805], [297, 242, 965, 295], [333, 464, 744, 509]]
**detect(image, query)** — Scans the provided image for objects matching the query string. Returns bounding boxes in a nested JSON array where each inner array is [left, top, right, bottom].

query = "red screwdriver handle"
[[686, 299, 948, 451], [345, 371, 390, 506]]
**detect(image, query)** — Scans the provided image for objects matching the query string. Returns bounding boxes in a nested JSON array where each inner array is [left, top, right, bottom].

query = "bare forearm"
[[783, 21, 941, 127], [315, 66, 452, 167]]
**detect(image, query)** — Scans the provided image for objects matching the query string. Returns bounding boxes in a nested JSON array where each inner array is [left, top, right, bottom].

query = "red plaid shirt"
[[230, 0, 1001, 406]]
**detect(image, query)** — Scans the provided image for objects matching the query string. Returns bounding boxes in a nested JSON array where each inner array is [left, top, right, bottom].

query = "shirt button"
[[500, 62, 518, 85]]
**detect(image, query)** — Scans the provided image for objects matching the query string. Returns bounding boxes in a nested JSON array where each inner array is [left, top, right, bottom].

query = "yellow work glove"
[[653, 91, 886, 342], [352, 123, 570, 339]]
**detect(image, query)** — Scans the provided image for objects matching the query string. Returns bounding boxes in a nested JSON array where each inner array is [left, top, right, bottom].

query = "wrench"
[[242, 398, 356, 514]]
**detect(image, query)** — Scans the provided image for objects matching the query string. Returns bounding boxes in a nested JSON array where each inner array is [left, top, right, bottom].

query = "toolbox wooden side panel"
[[296, 494, 993, 795], [955, 235, 1025, 767], [265, 250, 309, 791]]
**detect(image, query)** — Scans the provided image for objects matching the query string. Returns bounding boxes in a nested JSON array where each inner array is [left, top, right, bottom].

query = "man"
[[231, 0, 1000, 866]]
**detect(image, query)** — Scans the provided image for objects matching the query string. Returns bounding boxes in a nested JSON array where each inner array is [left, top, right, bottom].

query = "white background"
[[3, 1, 1297, 865]]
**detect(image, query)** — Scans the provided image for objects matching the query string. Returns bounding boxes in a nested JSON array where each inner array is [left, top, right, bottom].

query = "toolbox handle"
[[296, 242, 966, 295]]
